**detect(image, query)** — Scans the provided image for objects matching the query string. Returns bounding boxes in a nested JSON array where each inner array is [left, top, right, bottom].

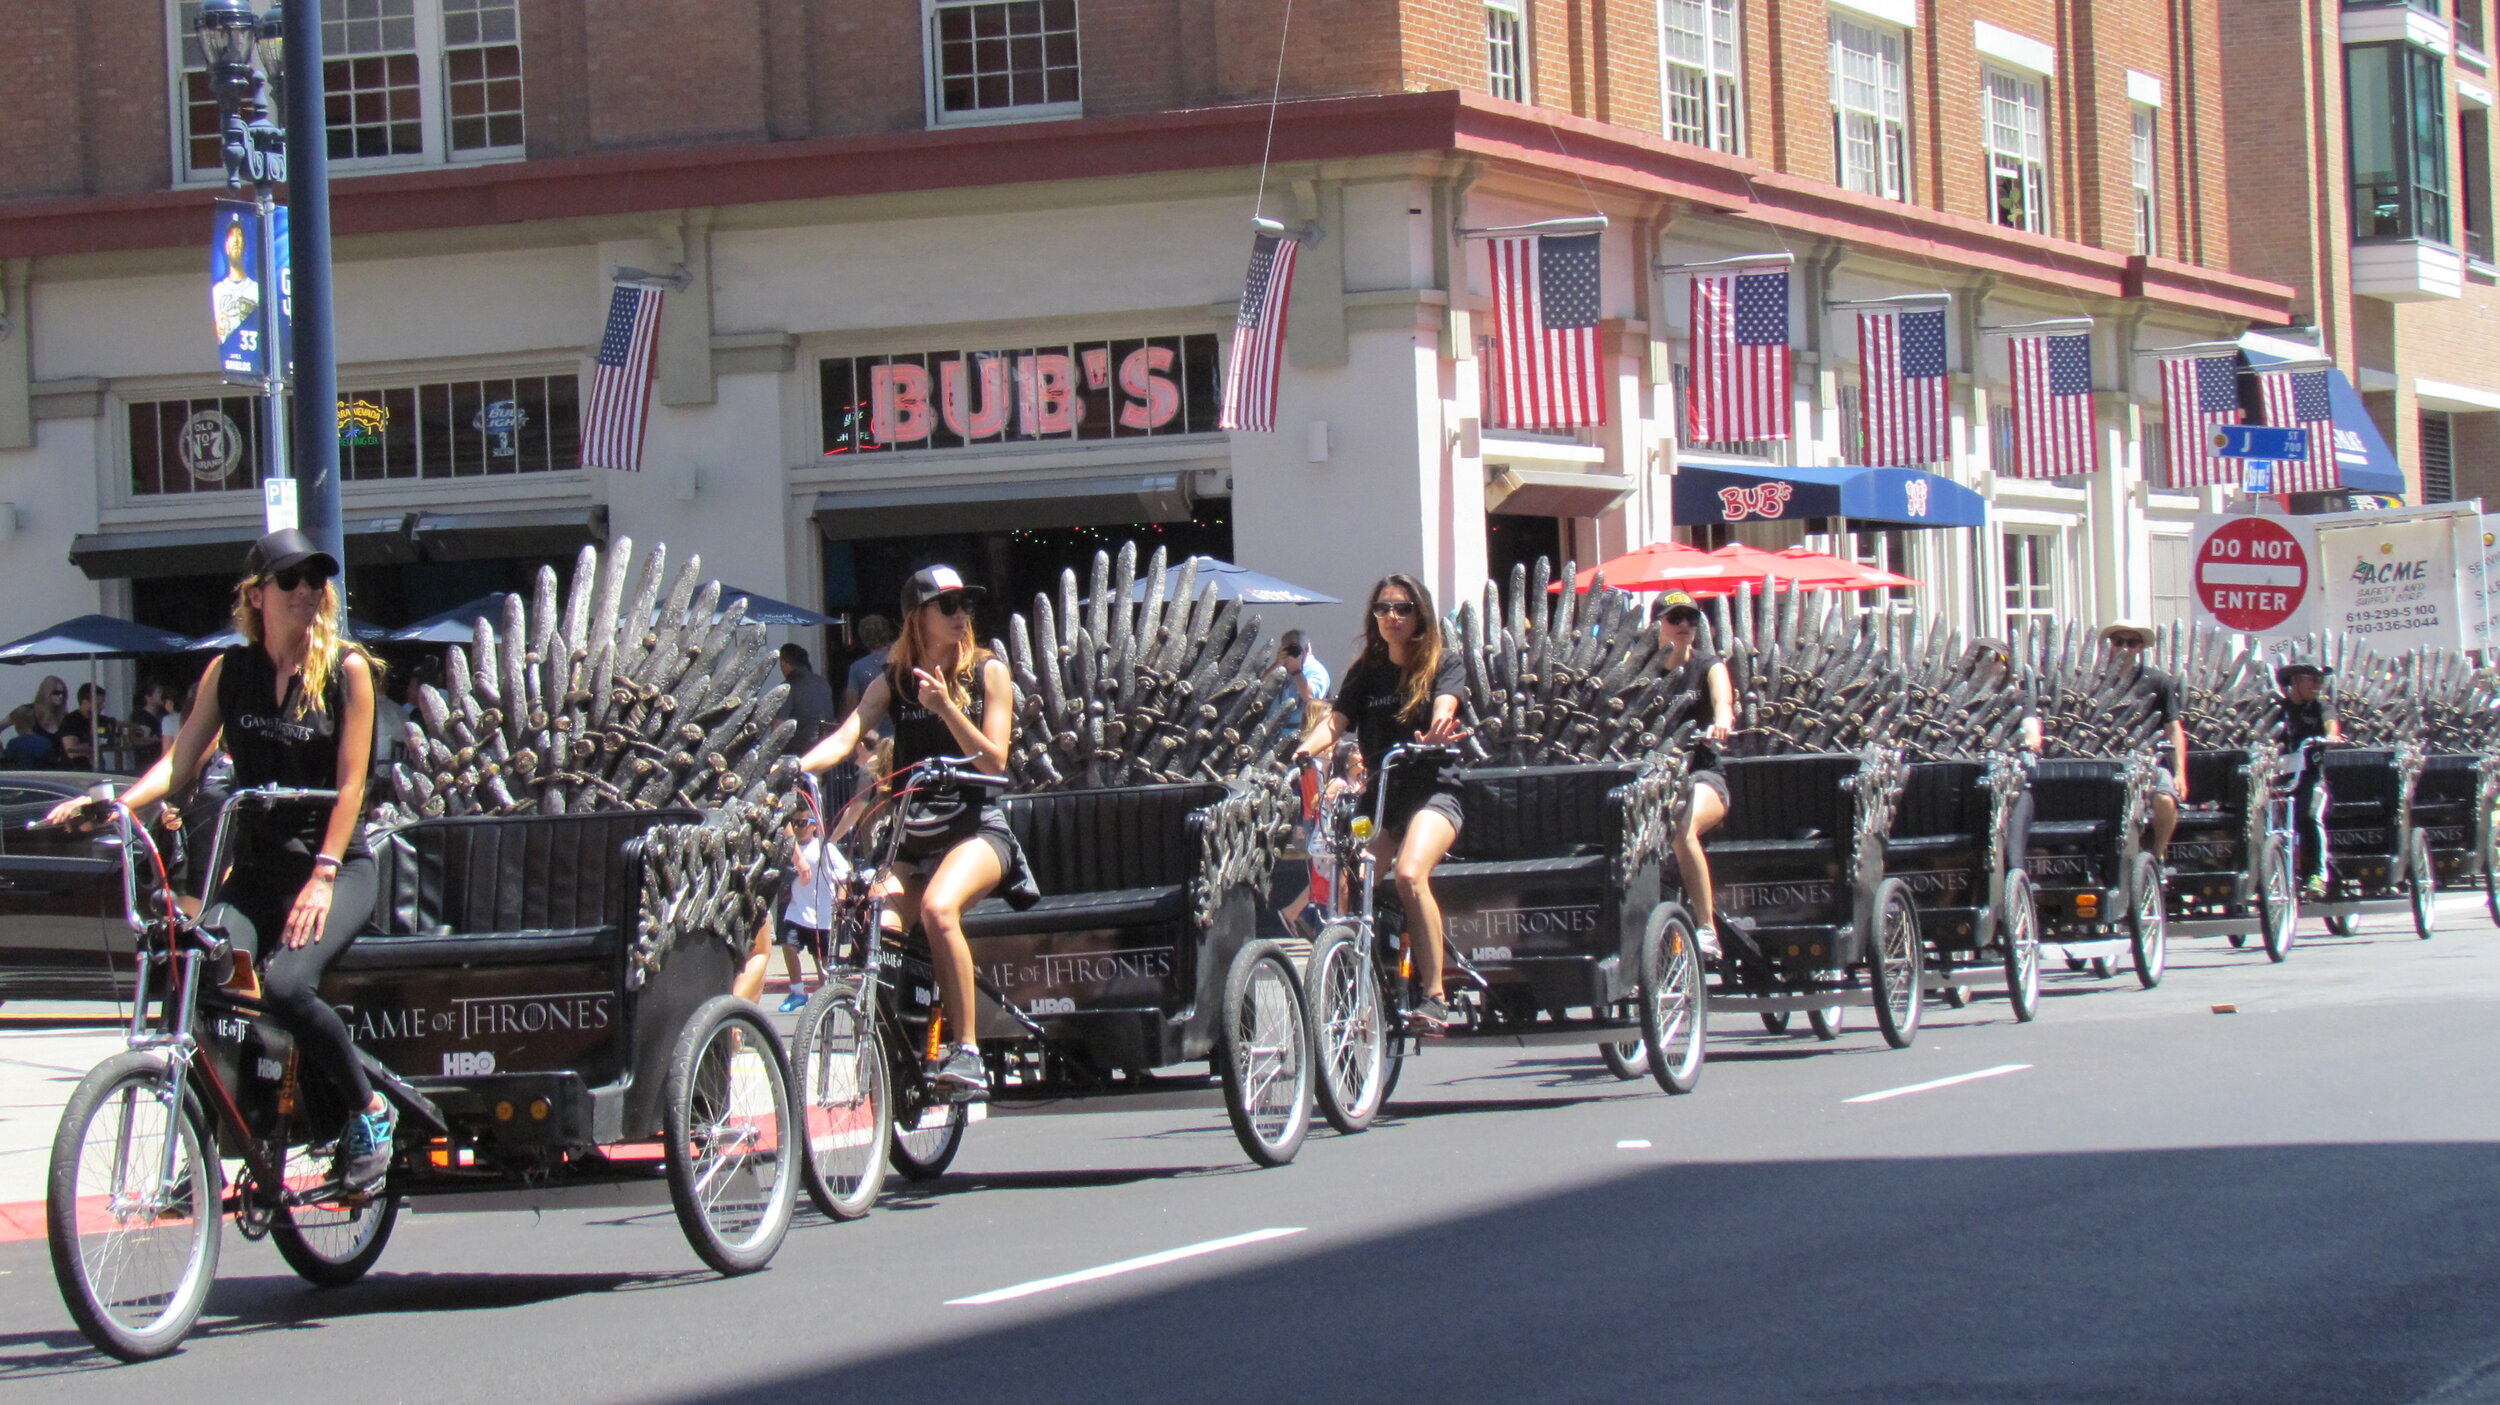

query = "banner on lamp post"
[[211, 202, 267, 385]]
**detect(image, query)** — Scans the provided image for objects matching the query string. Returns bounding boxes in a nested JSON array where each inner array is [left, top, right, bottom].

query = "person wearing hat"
[[794, 565, 1037, 1098], [2273, 662, 2342, 898], [1655, 591, 1737, 956], [46, 529, 396, 1191], [2099, 621, 2186, 863]]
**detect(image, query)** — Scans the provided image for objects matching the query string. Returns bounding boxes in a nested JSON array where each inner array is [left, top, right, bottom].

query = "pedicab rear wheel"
[[2128, 854, 2168, 989], [2409, 831, 2439, 941], [1219, 940, 1314, 1167], [1759, 1011, 1792, 1034], [1598, 1040, 1647, 1080], [1867, 879, 1924, 1050], [1638, 904, 1707, 1094], [663, 997, 798, 1275], [1808, 1005, 1847, 1040]]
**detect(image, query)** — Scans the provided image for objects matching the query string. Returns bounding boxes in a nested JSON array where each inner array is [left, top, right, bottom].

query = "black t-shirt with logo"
[[1331, 649, 1468, 773], [215, 644, 362, 857]]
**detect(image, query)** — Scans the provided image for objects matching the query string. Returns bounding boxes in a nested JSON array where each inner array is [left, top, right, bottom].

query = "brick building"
[[0, 0, 2307, 666], [2222, 0, 2500, 511]]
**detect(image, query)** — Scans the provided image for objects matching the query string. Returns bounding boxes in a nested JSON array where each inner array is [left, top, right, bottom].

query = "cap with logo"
[[903, 564, 987, 611], [243, 528, 340, 581], [1657, 590, 1704, 621]]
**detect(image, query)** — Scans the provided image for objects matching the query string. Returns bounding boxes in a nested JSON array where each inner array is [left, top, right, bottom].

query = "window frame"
[[165, 0, 524, 187], [2462, 102, 2494, 263], [2345, 40, 2453, 244], [1486, 0, 1531, 103], [1985, 66, 2050, 235], [1829, 13, 1912, 203], [1661, 0, 1743, 154], [923, 0, 1084, 129], [2131, 104, 2159, 256], [2000, 528, 2061, 644]]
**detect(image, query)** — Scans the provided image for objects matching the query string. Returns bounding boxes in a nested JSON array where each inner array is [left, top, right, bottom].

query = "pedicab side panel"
[[2024, 758, 2146, 939], [1705, 754, 1865, 965], [2165, 749, 2270, 924], [1425, 764, 1660, 1023], [1884, 761, 2005, 957], [2319, 746, 2421, 896], [2412, 753, 2481, 890], [322, 807, 703, 1155]]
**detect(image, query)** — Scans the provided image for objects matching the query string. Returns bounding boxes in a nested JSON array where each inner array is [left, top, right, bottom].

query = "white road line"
[[948, 1227, 1306, 1306], [1616, 1140, 1652, 1149], [1844, 1064, 2032, 1105]]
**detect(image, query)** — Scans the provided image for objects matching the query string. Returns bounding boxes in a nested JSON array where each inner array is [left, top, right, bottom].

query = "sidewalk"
[[0, 1004, 130, 1240]]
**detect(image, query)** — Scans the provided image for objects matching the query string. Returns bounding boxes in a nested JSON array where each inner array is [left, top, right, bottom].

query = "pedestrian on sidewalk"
[[777, 810, 846, 1012]]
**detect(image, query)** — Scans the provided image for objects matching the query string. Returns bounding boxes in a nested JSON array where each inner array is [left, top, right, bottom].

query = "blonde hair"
[[231, 577, 380, 719], [29, 675, 67, 731]]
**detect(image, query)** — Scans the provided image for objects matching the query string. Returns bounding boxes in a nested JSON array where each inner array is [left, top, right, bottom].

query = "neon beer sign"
[[821, 335, 1220, 455]]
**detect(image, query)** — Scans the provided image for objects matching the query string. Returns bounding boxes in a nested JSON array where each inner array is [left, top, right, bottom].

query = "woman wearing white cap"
[[796, 565, 1036, 1098]]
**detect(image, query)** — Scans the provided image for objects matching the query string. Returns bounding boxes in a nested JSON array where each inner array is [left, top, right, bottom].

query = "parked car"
[[0, 771, 134, 1006]]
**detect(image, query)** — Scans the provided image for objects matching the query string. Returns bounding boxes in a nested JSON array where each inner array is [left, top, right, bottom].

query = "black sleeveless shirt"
[[215, 644, 364, 858], [886, 659, 993, 777]]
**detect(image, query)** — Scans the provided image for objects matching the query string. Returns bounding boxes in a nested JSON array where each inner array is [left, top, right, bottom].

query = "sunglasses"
[[1282, 645, 1304, 657], [1663, 611, 1703, 627], [268, 566, 333, 593], [2107, 635, 2145, 650], [1372, 601, 1417, 620], [928, 594, 970, 617]]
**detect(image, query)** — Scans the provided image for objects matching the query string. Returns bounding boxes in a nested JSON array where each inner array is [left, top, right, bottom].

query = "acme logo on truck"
[[2349, 555, 2426, 584]]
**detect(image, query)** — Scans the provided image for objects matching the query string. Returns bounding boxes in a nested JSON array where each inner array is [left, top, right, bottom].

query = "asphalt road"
[[5, 900, 2499, 1403]]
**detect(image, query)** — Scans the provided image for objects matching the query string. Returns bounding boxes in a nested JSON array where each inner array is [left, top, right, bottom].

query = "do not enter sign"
[[2196, 517, 2309, 631]]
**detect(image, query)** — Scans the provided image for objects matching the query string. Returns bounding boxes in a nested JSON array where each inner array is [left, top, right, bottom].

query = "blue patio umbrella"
[[716, 589, 837, 627], [391, 585, 832, 645], [1125, 556, 1340, 605], [0, 615, 198, 664]]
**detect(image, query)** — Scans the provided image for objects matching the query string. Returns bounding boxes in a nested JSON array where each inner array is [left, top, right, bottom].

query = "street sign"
[[2211, 424, 2310, 460], [2243, 459, 2273, 494], [2195, 515, 2308, 632], [263, 477, 298, 534]]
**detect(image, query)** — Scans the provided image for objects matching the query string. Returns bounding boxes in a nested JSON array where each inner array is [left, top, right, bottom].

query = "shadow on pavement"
[[681, 1141, 2500, 1405]]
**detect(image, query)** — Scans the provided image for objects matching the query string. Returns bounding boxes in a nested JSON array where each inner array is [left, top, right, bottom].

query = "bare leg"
[[1391, 810, 1461, 999], [917, 839, 1006, 1052], [781, 942, 807, 989], [2151, 794, 2178, 861], [1676, 786, 1729, 931], [732, 919, 772, 1005]]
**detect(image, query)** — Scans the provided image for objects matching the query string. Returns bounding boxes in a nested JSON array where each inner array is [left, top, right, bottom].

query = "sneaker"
[[2302, 874, 2327, 901], [778, 988, 809, 1013], [339, 1102, 396, 1194], [1700, 924, 1726, 962], [931, 1044, 989, 1097], [1406, 996, 1451, 1034]]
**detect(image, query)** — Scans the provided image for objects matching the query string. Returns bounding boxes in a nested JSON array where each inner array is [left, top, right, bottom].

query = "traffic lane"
[[0, 903, 2492, 1398]]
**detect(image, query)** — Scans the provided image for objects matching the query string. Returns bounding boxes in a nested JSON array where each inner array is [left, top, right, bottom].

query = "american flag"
[[1218, 232, 1300, 433], [2257, 368, 2338, 494], [1857, 307, 1949, 465], [2006, 331, 2098, 478], [583, 284, 663, 471], [1486, 233, 1606, 429], [2158, 353, 2243, 488], [1688, 270, 1791, 442]]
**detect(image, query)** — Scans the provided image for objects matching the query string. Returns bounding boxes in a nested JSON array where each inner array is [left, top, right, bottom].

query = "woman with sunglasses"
[[47, 530, 394, 1190], [1654, 591, 1736, 956], [795, 566, 1037, 1098], [27, 675, 69, 763], [1294, 574, 1469, 1031]]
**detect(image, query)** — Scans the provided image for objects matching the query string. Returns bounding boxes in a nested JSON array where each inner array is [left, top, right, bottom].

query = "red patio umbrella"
[[1707, 543, 1921, 592], [1564, 541, 1737, 593]]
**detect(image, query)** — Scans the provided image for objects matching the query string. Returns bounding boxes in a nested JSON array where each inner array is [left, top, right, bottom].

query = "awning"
[[408, 505, 607, 562], [67, 513, 416, 581], [2237, 337, 2407, 494], [1671, 464, 1986, 529], [813, 473, 1193, 540], [1486, 467, 1635, 518]]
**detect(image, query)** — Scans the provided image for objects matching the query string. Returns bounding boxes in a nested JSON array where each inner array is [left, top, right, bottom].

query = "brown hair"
[[231, 576, 381, 719], [1357, 573, 1446, 724], [888, 576, 993, 712]]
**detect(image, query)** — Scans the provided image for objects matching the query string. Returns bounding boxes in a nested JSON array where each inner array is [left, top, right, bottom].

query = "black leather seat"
[[340, 808, 694, 970], [959, 886, 1190, 939], [2321, 749, 2402, 831], [1447, 765, 1639, 863], [959, 783, 1225, 938]]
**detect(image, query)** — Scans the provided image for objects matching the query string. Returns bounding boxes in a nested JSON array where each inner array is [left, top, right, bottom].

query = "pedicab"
[[46, 787, 798, 1362], [1883, 753, 2043, 1019], [2307, 744, 2438, 941], [2161, 747, 2300, 962], [2025, 755, 2168, 987], [2411, 751, 2500, 927]]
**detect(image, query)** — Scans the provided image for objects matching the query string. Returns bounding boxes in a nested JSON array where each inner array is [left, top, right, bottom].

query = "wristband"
[[312, 855, 342, 879]]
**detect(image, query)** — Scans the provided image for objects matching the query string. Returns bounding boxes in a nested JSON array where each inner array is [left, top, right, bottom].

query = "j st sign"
[[2211, 424, 2310, 461]]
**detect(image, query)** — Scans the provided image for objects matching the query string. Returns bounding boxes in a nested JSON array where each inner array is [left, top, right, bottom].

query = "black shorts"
[[1686, 769, 1730, 808], [894, 803, 1041, 909], [775, 916, 826, 949], [1364, 777, 1466, 842]]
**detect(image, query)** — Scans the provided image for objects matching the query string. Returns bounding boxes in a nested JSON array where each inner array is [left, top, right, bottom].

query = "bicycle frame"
[[1306, 743, 1464, 1022]]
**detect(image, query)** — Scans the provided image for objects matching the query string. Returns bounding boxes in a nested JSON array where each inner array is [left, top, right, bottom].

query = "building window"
[[1987, 68, 2049, 234], [2002, 530, 2059, 644], [929, 0, 1080, 124], [2132, 105, 2159, 256], [173, 0, 524, 180], [1663, 0, 1741, 152], [1487, 0, 1529, 102], [1847, 527, 1916, 616], [2420, 409, 2456, 500], [1670, 362, 1793, 461], [1830, 15, 1911, 201], [2456, 0, 2487, 55], [129, 374, 578, 497], [2151, 534, 2193, 625], [2347, 42, 2451, 242], [2465, 106, 2495, 263]]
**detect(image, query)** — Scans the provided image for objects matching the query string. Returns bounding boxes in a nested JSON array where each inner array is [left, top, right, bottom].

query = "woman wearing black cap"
[[48, 529, 393, 1190], [1655, 592, 1736, 954], [796, 565, 1035, 1097], [1293, 573, 1469, 1031]]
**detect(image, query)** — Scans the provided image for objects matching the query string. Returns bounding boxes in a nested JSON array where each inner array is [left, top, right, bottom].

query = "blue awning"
[[2237, 339, 2406, 494], [1672, 464, 1988, 529]]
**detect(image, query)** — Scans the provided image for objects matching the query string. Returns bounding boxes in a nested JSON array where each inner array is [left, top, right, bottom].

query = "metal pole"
[[279, 0, 344, 615]]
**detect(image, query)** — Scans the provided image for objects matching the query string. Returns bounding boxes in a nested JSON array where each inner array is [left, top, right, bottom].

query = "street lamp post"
[[189, 0, 347, 610]]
